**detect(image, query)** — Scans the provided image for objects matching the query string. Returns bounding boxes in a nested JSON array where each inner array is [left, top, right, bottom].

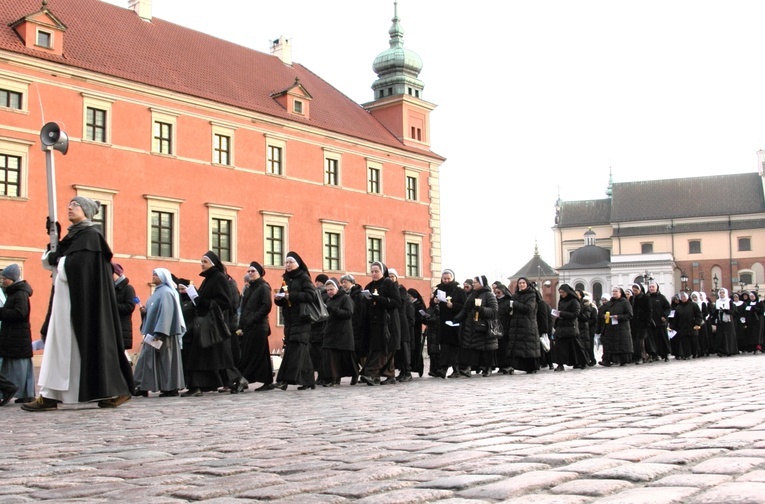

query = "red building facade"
[[0, 0, 444, 350]]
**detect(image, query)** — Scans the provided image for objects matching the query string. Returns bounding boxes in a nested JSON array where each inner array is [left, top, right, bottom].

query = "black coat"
[[361, 277, 401, 352], [598, 296, 634, 354], [47, 224, 134, 400], [554, 292, 580, 339], [114, 277, 136, 350], [454, 286, 499, 351], [323, 289, 354, 351], [274, 269, 315, 344], [239, 277, 272, 336], [670, 299, 703, 336], [347, 284, 366, 354], [397, 284, 414, 345], [431, 281, 466, 347], [506, 287, 540, 359], [0, 280, 33, 359]]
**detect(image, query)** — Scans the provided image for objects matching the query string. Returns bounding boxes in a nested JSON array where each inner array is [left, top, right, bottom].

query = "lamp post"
[[680, 271, 689, 292], [713, 274, 719, 291], [740, 280, 746, 292], [643, 270, 653, 286]]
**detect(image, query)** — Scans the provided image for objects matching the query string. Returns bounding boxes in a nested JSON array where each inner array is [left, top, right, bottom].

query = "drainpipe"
[[728, 216, 734, 291]]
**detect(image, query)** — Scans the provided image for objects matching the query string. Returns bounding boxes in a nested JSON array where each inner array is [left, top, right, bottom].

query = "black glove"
[[45, 217, 61, 240]]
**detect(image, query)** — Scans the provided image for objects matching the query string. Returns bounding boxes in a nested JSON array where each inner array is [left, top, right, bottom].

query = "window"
[[368, 237, 382, 266], [265, 224, 285, 267], [261, 210, 291, 267], [740, 272, 754, 285], [641, 243, 653, 254], [294, 100, 303, 114], [405, 171, 418, 201], [214, 134, 230, 165], [150, 109, 177, 155], [689, 240, 701, 254], [0, 75, 30, 112], [321, 220, 346, 272], [145, 195, 182, 258], [0, 89, 22, 110], [154, 122, 173, 155], [151, 211, 174, 258], [86, 107, 107, 143], [739, 237, 752, 252], [265, 135, 287, 176], [0, 154, 21, 197], [207, 203, 239, 264], [0, 138, 31, 199], [406, 242, 420, 277], [36, 30, 52, 48], [404, 231, 424, 278], [211, 123, 235, 166], [325, 158, 339, 186], [73, 186, 117, 245], [367, 161, 382, 194], [410, 126, 421, 141], [365, 225, 387, 272]]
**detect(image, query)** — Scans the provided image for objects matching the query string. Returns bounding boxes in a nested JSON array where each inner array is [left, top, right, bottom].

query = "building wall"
[[0, 56, 440, 351]]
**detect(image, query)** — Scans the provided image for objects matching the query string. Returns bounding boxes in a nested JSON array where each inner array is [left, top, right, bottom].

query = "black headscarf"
[[203, 250, 226, 274]]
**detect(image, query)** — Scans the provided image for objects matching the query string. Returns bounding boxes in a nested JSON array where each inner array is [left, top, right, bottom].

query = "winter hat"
[[388, 268, 399, 278], [315, 273, 329, 285], [1, 263, 20, 282], [111, 262, 124, 277], [340, 274, 355, 284], [71, 196, 100, 220]]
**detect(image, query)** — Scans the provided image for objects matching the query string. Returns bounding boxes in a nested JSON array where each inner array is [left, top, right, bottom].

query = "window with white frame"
[[323, 149, 341, 186], [321, 220, 347, 272], [265, 135, 287, 175], [151, 109, 177, 155], [405, 170, 419, 201], [364, 225, 387, 272], [0, 74, 31, 112], [207, 204, 240, 264], [739, 237, 752, 252], [145, 195, 183, 258], [82, 94, 113, 144], [36, 29, 52, 48], [211, 123, 235, 166], [73, 185, 118, 245], [689, 240, 701, 254], [404, 232, 423, 278], [367, 160, 383, 194], [0, 137, 32, 199], [261, 211, 291, 267]]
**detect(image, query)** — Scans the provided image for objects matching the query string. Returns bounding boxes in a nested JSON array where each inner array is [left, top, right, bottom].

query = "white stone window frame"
[[405, 169, 419, 201], [207, 203, 241, 264], [367, 159, 384, 195], [404, 231, 425, 279], [0, 136, 32, 199], [321, 219, 347, 273], [36, 28, 53, 49], [265, 134, 287, 176], [364, 225, 388, 274], [211, 122, 236, 167], [144, 194, 183, 259], [150, 108, 178, 156], [261, 211, 292, 267], [0, 73, 31, 113], [323, 148, 342, 187], [73, 185, 118, 245], [81, 93, 113, 145]]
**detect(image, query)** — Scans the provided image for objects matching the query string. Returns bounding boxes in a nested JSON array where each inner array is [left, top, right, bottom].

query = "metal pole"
[[44, 147, 58, 253]]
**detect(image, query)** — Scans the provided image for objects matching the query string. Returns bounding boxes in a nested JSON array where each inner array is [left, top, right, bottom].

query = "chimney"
[[128, 0, 152, 21], [270, 36, 292, 65]]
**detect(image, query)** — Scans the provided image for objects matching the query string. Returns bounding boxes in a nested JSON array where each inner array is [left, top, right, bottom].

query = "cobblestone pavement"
[[2, 353, 765, 503]]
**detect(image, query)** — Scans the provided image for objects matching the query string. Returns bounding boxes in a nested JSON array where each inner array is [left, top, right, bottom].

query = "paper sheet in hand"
[[361, 290, 373, 299], [436, 290, 448, 302], [144, 334, 163, 350], [444, 320, 460, 327]]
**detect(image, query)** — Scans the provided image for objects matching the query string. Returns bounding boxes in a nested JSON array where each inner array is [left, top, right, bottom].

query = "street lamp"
[[713, 274, 719, 291], [740, 280, 746, 292], [680, 271, 689, 292], [643, 270, 653, 285]]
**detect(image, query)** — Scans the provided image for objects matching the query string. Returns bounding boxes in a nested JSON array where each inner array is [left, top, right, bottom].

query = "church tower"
[[363, 1, 435, 150]]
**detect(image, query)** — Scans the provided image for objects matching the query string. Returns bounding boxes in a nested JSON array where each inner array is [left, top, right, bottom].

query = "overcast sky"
[[104, 0, 765, 283]]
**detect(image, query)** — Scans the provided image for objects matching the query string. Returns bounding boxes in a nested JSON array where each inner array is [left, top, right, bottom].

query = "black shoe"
[[0, 386, 18, 407], [297, 384, 315, 390], [350, 375, 359, 386], [459, 368, 472, 378], [254, 383, 274, 392], [447, 371, 460, 378], [598, 361, 612, 367], [435, 369, 447, 379], [398, 373, 413, 382], [159, 390, 179, 397], [554, 365, 565, 372], [323, 381, 338, 387], [133, 390, 149, 397], [14, 397, 34, 404], [380, 377, 397, 385], [230, 378, 246, 394], [181, 388, 203, 397], [98, 395, 132, 408], [272, 382, 288, 391]]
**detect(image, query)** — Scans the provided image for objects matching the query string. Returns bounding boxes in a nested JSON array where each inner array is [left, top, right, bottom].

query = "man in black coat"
[[112, 263, 136, 356]]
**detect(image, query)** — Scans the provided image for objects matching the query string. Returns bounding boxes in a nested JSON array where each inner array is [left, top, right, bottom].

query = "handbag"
[[299, 286, 329, 323], [195, 300, 231, 348], [540, 333, 551, 352]]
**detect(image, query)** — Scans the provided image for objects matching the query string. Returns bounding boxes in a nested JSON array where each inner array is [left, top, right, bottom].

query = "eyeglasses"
[[68, 201, 81, 209], [247, 269, 257, 273]]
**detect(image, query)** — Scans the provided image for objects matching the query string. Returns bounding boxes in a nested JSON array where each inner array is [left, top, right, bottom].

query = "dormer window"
[[36, 30, 52, 48], [293, 100, 303, 114]]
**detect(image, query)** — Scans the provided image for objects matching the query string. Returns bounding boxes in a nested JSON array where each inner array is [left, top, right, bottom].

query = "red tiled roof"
[[0, 0, 442, 158]]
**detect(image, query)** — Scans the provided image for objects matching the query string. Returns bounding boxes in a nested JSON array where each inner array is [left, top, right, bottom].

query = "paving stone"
[[690, 482, 765, 503], [476, 462, 552, 476], [606, 449, 669, 462], [458, 471, 578, 500], [354, 488, 453, 503], [319, 479, 415, 498], [408, 450, 492, 469], [414, 474, 502, 490], [523, 453, 591, 466], [648, 474, 733, 488], [592, 462, 678, 482], [642, 449, 726, 465], [550, 478, 634, 496], [558, 458, 628, 474], [594, 486, 700, 503], [737, 470, 765, 482], [691, 456, 765, 475], [586, 428, 649, 439]]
